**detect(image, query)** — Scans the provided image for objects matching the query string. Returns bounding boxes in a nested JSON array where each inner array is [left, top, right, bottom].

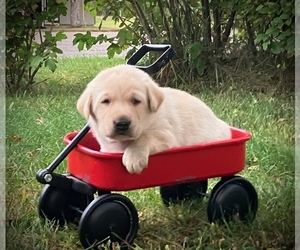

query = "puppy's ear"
[[77, 88, 93, 120], [147, 84, 164, 112]]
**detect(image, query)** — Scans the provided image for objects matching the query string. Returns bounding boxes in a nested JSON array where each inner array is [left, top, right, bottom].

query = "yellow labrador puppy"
[[77, 64, 231, 174]]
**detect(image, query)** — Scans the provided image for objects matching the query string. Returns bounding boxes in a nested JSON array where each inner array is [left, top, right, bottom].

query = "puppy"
[[77, 64, 231, 174]]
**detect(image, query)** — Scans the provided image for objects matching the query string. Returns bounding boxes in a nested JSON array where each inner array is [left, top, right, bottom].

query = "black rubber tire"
[[207, 176, 258, 224], [38, 184, 93, 225], [79, 193, 139, 249], [160, 180, 208, 206]]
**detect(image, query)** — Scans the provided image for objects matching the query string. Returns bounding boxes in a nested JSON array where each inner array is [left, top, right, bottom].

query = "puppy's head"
[[77, 64, 164, 142]]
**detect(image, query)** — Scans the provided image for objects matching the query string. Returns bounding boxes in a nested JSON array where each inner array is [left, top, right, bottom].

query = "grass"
[[6, 56, 295, 249], [94, 16, 121, 31]]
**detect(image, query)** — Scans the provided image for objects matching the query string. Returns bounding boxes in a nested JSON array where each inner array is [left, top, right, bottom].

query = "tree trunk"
[[222, 10, 237, 46], [70, 0, 83, 27], [201, 0, 212, 48], [245, 18, 257, 55], [212, 9, 222, 48], [167, 0, 183, 44], [129, 0, 154, 42]]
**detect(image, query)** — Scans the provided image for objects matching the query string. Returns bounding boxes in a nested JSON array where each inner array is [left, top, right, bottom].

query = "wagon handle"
[[127, 44, 175, 75]]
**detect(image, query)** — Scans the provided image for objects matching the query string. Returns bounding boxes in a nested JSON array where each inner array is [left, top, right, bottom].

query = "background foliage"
[[79, 0, 295, 87], [6, 0, 294, 92], [6, 0, 68, 92]]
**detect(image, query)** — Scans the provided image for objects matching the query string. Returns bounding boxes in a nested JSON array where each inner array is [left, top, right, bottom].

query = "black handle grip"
[[127, 44, 175, 75]]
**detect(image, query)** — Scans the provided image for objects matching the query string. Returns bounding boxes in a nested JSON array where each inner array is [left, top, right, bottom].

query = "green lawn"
[[94, 16, 121, 30], [6, 56, 295, 249]]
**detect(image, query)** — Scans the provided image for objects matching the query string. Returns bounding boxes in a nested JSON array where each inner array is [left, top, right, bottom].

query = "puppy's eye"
[[131, 98, 141, 105], [101, 99, 110, 105]]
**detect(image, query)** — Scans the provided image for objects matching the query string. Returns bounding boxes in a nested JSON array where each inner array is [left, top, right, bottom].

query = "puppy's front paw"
[[122, 149, 149, 174]]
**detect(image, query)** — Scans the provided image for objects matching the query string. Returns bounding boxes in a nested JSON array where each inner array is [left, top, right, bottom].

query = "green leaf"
[[285, 18, 292, 26], [117, 28, 134, 46], [286, 36, 295, 47], [96, 34, 108, 43], [73, 33, 84, 45], [265, 27, 280, 37], [55, 31, 67, 41], [286, 36, 295, 56], [255, 34, 269, 44], [262, 40, 270, 51], [195, 59, 205, 75], [45, 58, 57, 72], [277, 33, 285, 40], [90, 9, 97, 18], [107, 44, 121, 59], [277, 30, 292, 40], [270, 42, 282, 54], [255, 4, 264, 11], [287, 39, 295, 56], [48, 52, 58, 58], [44, 31, 53, 40], [190, 42, 203, 60], [78, 41, 85, 51], [265, 26, 277, 35], [279, 13, 290, 20], [30, 55, 44, 68], [107, 48, 115, 59], [118, 28, 133, 40], [257, 6, 271, 14], [51, 47, 63, 54], [81, 31, 92, 42], [265, 2, 279, 8], [86, 37, 97, 50], [272, 17, 284, 28]]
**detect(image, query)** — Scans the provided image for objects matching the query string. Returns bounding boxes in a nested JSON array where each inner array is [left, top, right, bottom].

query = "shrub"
[[75, 0, 294, 87], [6, 0, 68, 93]]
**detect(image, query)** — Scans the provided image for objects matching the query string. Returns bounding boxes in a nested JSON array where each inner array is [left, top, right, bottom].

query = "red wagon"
[[36, 44, 258, 250]]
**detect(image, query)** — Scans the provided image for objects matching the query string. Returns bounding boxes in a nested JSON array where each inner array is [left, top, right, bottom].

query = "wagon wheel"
[[160, 180, 208, 206], [38, 184, 94, 225], [207, 176, 258, 224], [79, 193, 139, 250]]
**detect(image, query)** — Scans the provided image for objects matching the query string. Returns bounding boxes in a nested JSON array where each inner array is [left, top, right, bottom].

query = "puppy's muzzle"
[[114, 119, 131, 134]]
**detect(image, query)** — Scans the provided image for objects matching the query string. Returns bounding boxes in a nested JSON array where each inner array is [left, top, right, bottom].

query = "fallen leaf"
[[11, 135, 21, 142], [27, 148, 42, 157], [36, 117, 44, 125], [248, 165, 259, 170]]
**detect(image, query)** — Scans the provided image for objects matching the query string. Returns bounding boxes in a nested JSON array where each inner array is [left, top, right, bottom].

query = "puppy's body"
[[77, 65, 231, 173]]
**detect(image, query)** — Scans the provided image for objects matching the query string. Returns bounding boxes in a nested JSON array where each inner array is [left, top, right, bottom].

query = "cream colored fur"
[[77, 64, 231, 174]]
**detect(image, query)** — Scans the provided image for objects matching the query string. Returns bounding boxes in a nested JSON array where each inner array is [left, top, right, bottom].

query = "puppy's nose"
[[114, 119, 131, 133]]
